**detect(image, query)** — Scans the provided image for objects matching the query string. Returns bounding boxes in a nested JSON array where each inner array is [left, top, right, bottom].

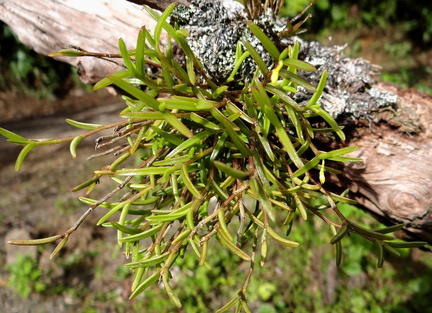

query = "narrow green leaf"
[[172, 229, 192, 245], [265, 85, 300, 110], [217, 232, 251, 261], [180, 165, 202, 198], [71, 176, 100, 192], [374, 224, 404, 234], [216, 294, 241, 313], [382, 242, 401, 257], [310, 106, 346, 141], [70, 136, 83, 158], [130, 271, 160, 299], [386, 241, 427, 249], [211, 108, 251, 157], [279, 69, 316, 92], [158, 99, 197, 111], [120, 224, 164, 243], [125, 252, 170, 269], [110, 222, 142, 235], [112, 166, 172, 176], [266, 226, 299, 247], [291, 156, 320, 178], [199, 239, 209, 266], [163, 112, 194, 138], [150, 126, 184, 146], [154, 4, 176, 49], [162, 270, 182, 308], [0, 127, 30, 144], [349, 221, 395, 241], [226, 101, 254, 125], [146, 206, 192, 223], [226, 49, 250, 83], [217, 210, 233, 242], [330, 224, 348, 244], [252, 84, 303, 168], [15, 143, 37, 171], [108, 75, 159, 111], [306, 69, 328, 107], [153, 155, 190, 166], [242, 40, 269, 75], [282, 58, 317, 72], [190, 113, 220, 130], [93, 70, 132, 91], [294, 194, 307, 220], [210, 132, 228, 162], [214, 161, 249, 179], [121, 112, 165, 120], [327, 156, 363, 162], [330, 225, 343, 266], [374, 240, 384, 268], [118, 38, 136, 72], [48, 49, 84, 57], [247, 21, 280, 60], [318, 146, 360, 160], [97, 202, 125, 225], [326, 192, 356, 204], [143, 6, 179, 42], [249, 176, 276, 222], [135, 27, 146, 76], [336, 240, 343, 267], [166, 130, 212, 158], [252, 150, 272, 192], [50, 235, 69, 259], [8, 234, 62, 246], [256, 131, 275, 162], [66, 119, 102, 130]]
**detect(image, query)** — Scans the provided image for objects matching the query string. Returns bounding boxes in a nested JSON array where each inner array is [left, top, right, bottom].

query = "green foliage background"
[[281, 0, 432, 94], [0, 21, 79, 98]]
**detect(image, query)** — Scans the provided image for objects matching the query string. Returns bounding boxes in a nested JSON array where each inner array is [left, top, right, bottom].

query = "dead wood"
[[1, 0, 431, 243], [333, 83, 432, 243], [0, 0, 160, 84]]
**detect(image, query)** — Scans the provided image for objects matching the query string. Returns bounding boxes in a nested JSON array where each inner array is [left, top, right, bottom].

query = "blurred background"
[[0, 0, 431, 312]]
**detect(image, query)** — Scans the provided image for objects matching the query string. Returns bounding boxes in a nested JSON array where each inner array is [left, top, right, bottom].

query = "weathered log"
[[0, 0, 160, 84], [333, 83, 432, 243], [1, 0, 431, 243]]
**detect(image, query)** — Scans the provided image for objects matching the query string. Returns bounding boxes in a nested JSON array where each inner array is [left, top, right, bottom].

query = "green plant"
[[382, 67, 432, 95], [0, 1, 426, 311], [5, 254, 46, 298]]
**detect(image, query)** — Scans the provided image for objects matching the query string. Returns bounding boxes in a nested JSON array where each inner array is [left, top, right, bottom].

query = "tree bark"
[[1, 0, 431, 243]]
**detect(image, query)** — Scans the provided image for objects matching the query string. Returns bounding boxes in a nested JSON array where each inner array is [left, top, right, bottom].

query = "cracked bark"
[[1, 0, 431, 243]]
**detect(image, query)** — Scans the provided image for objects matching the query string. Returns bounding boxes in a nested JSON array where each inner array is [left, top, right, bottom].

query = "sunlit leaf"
[[0, 127, 30, 144]]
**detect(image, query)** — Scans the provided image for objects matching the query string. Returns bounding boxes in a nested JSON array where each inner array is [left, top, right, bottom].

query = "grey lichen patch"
[[171, 0, 278, 83], [170, 0, 398, 121], [290, 38, 398, 119]]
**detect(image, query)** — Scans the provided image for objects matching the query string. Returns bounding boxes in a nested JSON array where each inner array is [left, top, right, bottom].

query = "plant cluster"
[[5, 254, 46, 298], [0, 1, 425, 310]]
